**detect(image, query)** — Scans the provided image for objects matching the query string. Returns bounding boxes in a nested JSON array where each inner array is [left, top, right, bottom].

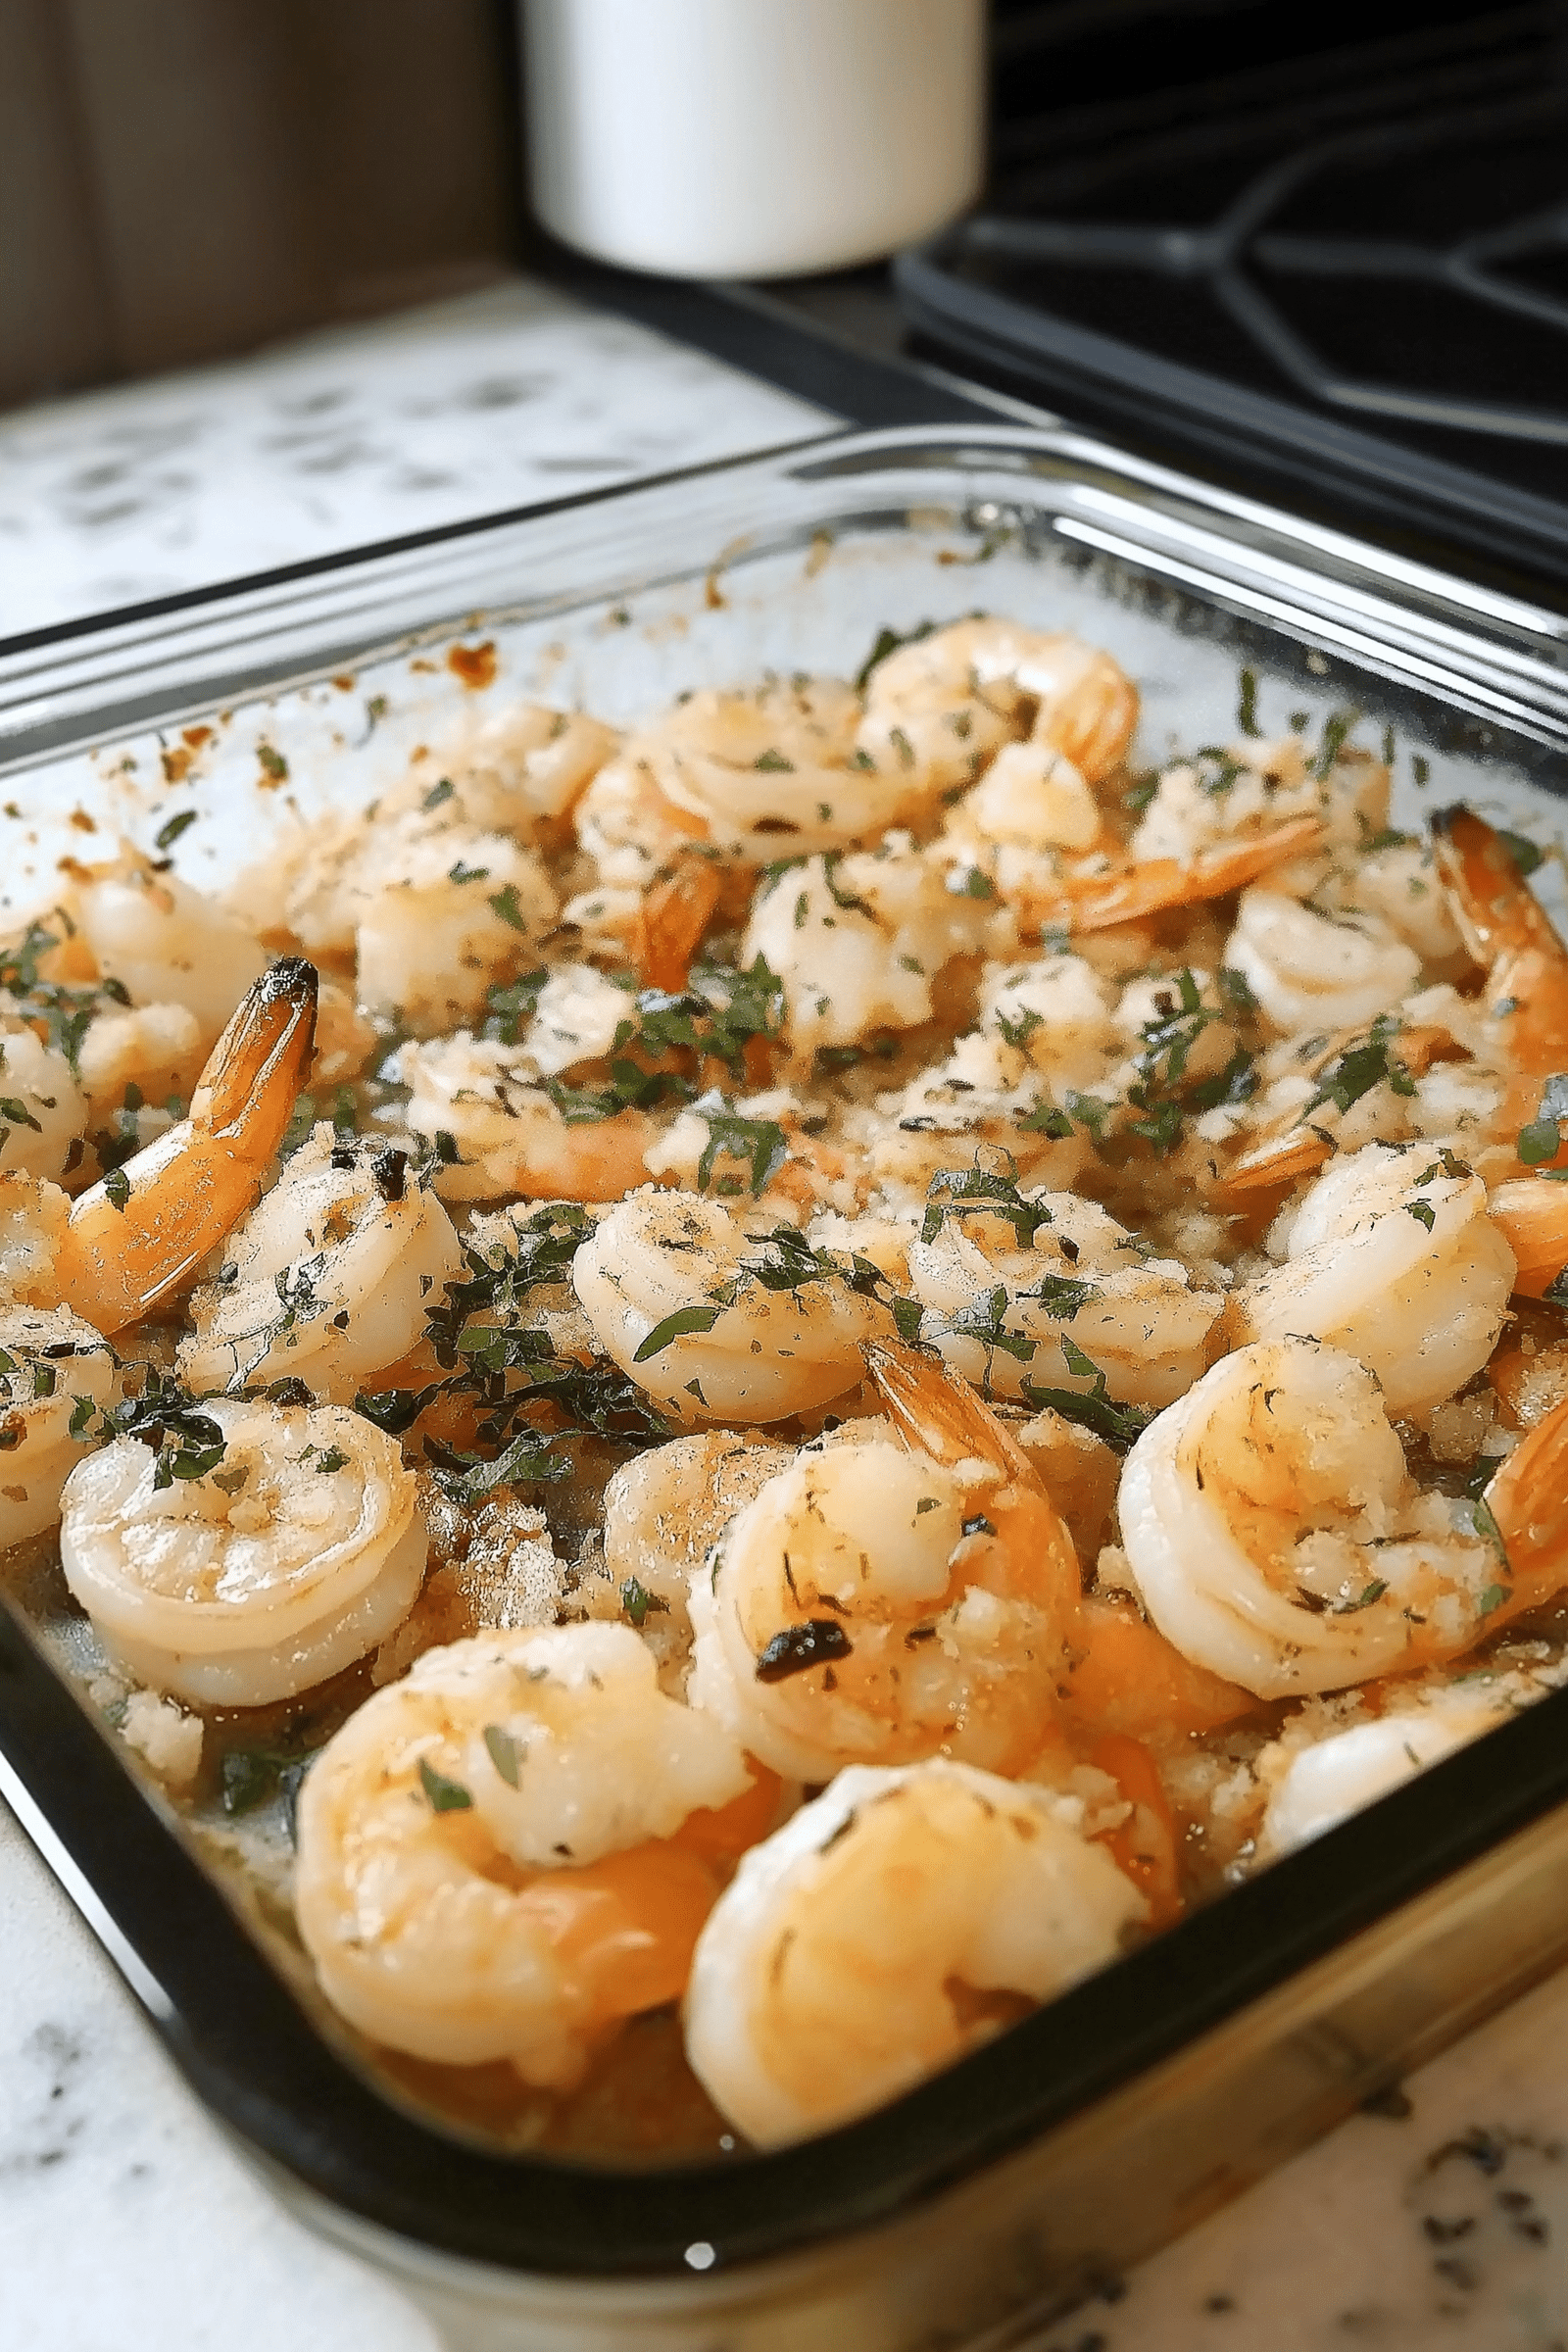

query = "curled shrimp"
[[741, 839, 992, 1063], [54, 840, 270, 1048], [571, 1190, 888, 1424], [0, 1173, 69, 1306], [60, 1394, 425, 1705], [1129, 733, 1388, 885], [293, 1622, 756, 2085], [1217, 1010, 1473, 1200], [1011, 818, 1325, 939], [862, 621, 1139, 788], [906, 1178, 1222, 1409], [1225, 888, 1422, 1036], [394, 1033, 656, 1204], [683, 1757, 1145, 2147], [176, 1125, 464, 1402], [1257, 1688, 1513, 1859], [600, 1430, 793, 1646], [1119, 1337, 1510, 1698], [0, 1305, 121, 1547], [0, 1025, 87, 1186], [1228, 1141, 1514, 1417], [644, 678, 927, 861], [688, 1342, 1081, 1782], [50, 958, 318, 1338]]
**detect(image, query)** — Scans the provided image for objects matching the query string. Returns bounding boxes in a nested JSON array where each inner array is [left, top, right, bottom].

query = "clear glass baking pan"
[[5, 423, 1568, 2352]]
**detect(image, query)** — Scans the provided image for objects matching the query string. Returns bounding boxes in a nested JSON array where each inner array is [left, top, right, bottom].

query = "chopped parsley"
[[417, 1757, 473, 1812], [1517, 1074, 1568, 1165], [154, 808, 198, 853], [1022, 1336, 1153, 1453], [921, 1159, 1055, 1248], [1305, 1015, 1416, 1119]]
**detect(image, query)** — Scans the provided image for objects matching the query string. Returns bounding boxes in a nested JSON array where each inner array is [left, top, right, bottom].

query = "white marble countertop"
[[2, 274, 1566, 2352]]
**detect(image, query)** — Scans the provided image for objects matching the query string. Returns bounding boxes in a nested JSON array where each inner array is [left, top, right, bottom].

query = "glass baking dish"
[[5, 422, 1568, 2352]]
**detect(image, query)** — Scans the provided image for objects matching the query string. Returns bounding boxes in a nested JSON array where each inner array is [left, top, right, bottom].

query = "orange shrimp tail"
[[637, 859, 723, 992], [197, 956, 318, 1142], [522, 1841, 719, 2022], [1034, 816, 1324, 937], [1430, 808, 1568, 1073], [1217, 1125, 1333, 1200], [1086, 1731, 1185, 1930], [1430, 806, 1564, 967], [54, 959, 318, 1335], [1061, 1593, 1256, 1745], [1488, 1179, 1568, 1298], [864, 1338, 1037, 1487], [1480, 1394, 1568, 1622]]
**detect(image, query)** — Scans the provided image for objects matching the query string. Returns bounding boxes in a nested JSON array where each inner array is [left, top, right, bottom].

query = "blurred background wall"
[[0, 0, 524, 406]]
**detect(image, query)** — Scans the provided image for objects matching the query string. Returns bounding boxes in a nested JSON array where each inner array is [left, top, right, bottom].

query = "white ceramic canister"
[[521, 0, 986, 279]]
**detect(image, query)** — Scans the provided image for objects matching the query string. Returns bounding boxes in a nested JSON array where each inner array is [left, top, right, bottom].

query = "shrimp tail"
[[637, 858, 723, 992], [1429, 806, 1562, 965], [54, 959, 318, 1336], [1031, 817, 1325, 936], [1480, 1394, 1568, 1622], [865, 1337, 1038, 1487], [195, 955, 319, 1143]]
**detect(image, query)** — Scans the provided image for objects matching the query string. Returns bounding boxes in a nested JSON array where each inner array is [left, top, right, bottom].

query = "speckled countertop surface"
[[2, 275, 1567, 2352]]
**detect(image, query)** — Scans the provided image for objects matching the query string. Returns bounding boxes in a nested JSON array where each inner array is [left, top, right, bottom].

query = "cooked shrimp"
[[907, 1175, 1222, 1408], [683, 1758, 1144, 2146], [1431, 805, 1568, 1078], [355, 816, 558, 1034], [74, 1000, 204, 1125], [1130, 734, 1388, 891], [862, 621, 1138, 788], [1118, 1338, 1508, 1697], [868, 1029, 1092, 1196], [1058, 1592, 1256, 1746], [687, 1343, 1081, 1782], [641, 677, 926, 862], [0, 1173, 68, 1306], [977, 954, 1118, 1092], [1012, 819, 1325, 939], [1229, 1141, 1514, 1417], [176, 1125, 464, 1402], [600, 1429, 793, 1640], [572, 1190, 886, 1423], [50, 959, 318, 1338], [741, 839, 991, 1062], [1488, 1176, 1568, 1298], [1257, 1689, 1511, 1858], [55, 842, 270, 1047], [635, 858, 725, 992], [1224, 889, 1422, 1036], [394, 1033, 656, 1203], [0, 1306, 120, 1546], [293, 1622, 755, 2083], [1472, 1387, 1568, 1629], [401, 703, 618, 838], [1217, 1002, 1490, 1200], [0, 1025, 87, 1185], [60, 1394, 425, 1705], [948, 743, 1104, 858]]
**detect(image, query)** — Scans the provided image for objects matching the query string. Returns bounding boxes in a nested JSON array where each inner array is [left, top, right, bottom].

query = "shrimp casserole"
[[6, 608, 1568, 2161]]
